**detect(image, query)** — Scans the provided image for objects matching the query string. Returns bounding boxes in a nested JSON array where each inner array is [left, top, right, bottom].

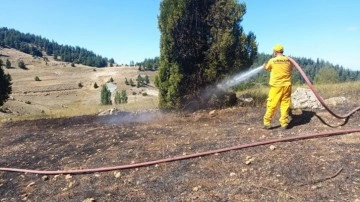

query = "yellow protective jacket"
[[264, 55, 292, 86]]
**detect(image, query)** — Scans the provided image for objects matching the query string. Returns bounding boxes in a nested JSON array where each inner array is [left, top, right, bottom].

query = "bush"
[[78, 82, 83, 88], [315, 67, 339, 84], [129, 79, 135, 86], [5, 59, 11, 69], [34, 76, 41, 81], [94, 82, 99, 89], [207, 91, 237, 108], [18, 60, 27, 70]]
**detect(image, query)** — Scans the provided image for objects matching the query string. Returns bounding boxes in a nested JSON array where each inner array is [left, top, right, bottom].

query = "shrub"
[[18, 60, 27, 70], [5, 59, 11, 69], [129, 79, 135, 86], [34, 76, 41, 81]]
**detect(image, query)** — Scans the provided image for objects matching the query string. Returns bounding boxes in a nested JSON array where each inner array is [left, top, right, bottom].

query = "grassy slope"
[[0, 48, 158, 121]]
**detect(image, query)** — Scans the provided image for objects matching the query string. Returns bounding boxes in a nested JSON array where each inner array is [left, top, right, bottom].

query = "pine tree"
[[100, 85, 112, 105], [121, 90, 128, 103], [114, 91, 122, 104]]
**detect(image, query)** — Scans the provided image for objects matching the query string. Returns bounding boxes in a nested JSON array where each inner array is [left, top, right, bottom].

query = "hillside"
[[0, 48, 158, 121]]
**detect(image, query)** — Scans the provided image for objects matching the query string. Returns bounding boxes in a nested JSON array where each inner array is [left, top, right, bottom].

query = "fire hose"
[[0, 58, 359, 175]]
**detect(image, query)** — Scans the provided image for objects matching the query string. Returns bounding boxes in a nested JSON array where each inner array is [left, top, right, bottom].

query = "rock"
[[245, 156, 254, 165], [65, 174, 72, 180], [83, 198, 95, 202], [269, 145, 276, 150], [324, 96, 349, 106], [238, 93, 254, 106], [209, 110, 217, 117], [291, 88, 323, 109], [114, 171, 121, 178], [41, 176, 49, 181], [98, 108, 117, 116], [53, 175, 60, 181], [192, 186, 201, 192], [26, 182, 36, 187]]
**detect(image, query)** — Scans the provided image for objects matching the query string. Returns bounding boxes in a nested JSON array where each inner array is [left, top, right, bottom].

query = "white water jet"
[[217, 66, 263, 90]]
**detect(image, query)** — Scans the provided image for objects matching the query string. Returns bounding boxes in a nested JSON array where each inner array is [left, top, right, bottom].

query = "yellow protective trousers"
[[263, 85, 292, 127]]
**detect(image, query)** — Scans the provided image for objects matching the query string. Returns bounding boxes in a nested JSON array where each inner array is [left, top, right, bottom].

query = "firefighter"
[[263, 44, 294, 130]]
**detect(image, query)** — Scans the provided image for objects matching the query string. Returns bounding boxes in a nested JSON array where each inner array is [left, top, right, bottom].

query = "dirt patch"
[[0, 106, 359, 201]]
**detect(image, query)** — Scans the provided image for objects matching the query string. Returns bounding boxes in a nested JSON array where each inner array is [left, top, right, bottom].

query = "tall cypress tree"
[[156, 0, 257, 110]]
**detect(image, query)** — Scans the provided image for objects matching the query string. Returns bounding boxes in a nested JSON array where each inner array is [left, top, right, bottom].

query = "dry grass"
[[0, 48, 158, 122], [311, 81, 360, 100]]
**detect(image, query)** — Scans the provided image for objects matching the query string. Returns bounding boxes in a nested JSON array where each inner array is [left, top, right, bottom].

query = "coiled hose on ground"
[[0, 58, 359, 175]]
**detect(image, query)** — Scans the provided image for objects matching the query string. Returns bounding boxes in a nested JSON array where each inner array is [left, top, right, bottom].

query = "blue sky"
[[0, 0, 359, 70]]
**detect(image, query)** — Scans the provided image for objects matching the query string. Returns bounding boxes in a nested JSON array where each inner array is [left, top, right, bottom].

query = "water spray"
[[193, 65, 263, 110], [217, 66, 263, 90]]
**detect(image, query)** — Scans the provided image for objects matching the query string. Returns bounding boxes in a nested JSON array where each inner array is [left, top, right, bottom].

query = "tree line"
[[136, 57, 159, 71], [0, 27, 113, 67]]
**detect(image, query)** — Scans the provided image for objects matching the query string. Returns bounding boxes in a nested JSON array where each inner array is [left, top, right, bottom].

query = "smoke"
[[99, 67, 263, 115], [98, 110, 163, 124], [183, 66, 263, 111], [216, 66, 263, 90]]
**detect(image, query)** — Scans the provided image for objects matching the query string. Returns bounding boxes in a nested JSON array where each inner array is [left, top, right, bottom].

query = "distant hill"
[[0, 27, 113, 67]]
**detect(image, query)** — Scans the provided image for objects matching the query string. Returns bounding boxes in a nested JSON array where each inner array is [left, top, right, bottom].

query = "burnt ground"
[[0, 106, 359, 202]]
